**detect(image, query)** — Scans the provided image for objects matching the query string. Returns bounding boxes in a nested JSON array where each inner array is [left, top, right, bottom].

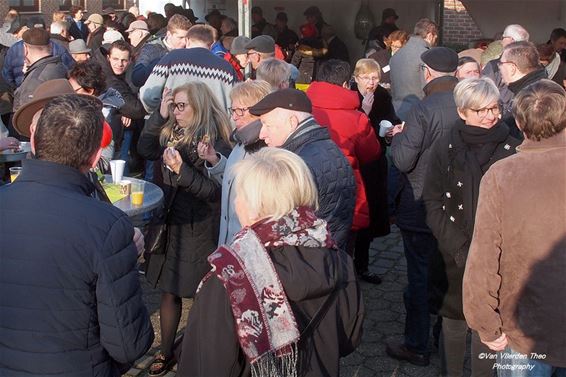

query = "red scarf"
[[202, 207, 335, 377]]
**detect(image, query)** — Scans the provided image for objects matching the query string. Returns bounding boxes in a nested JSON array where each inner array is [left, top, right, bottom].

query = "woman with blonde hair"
[[178, 147, 363, 377], [198, 79, 271, 245], [350, 58, 399, 285], [138, 81, 232, 376]]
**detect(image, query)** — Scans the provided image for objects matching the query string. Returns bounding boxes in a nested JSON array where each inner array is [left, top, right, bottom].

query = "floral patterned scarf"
[[203, 207, 335, 377]]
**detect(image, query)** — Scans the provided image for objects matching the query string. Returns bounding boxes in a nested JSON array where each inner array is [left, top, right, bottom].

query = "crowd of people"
[[0, 3, 564, 377]]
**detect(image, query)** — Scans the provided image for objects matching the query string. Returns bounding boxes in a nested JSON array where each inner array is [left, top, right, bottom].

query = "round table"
[[104, 175, 164, 217], [0, 142, 31, 163]]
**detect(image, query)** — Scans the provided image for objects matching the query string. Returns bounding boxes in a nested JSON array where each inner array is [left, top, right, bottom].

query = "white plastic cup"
[[110, 160, 126, 183], [379, 120, 394, 137]]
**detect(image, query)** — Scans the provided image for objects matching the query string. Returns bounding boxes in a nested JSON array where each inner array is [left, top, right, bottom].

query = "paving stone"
[[135, 355, 154, 370], [123, 368, 142, 377]]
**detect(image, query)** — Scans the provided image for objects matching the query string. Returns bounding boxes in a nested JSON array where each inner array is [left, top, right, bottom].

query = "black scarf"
[[456, 121, 509, 173]]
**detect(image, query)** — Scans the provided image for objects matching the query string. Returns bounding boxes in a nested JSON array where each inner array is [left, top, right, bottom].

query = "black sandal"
[[148, 354, 173, 377], [359, 271, 382, 285]]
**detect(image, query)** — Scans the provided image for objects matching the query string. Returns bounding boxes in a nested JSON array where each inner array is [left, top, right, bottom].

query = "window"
[[8, 0, 39, 12], [59, 0, 86, 11], [102, 0, 126, 10]]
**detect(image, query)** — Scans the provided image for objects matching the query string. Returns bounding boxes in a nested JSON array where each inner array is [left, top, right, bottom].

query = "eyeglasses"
[[229, 107, 249, 117], [419, 63, 429, 72], [357, 75, 380, 83], [470, 105, 500, 119], [497, 60, 516, 68], [170, 102, 188, 111], [246, 51, 259, 57]]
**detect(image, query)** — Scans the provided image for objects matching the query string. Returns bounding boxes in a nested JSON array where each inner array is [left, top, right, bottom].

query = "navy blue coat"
[[0, 159, 154, 377], [282, 118, 356, 250]]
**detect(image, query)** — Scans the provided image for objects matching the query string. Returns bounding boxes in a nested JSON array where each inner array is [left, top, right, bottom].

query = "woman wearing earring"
[[423, 77, 520, 377], [138, 81, 232, 376]]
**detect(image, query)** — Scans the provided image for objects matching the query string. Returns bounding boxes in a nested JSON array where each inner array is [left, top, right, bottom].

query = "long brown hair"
[[160, 81, 232, 147]]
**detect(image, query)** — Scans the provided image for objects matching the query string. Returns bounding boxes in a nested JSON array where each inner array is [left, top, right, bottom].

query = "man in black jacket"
[[93, 40, 146, 157], [250, 88, 356, 251], [387, 47, 461, 367], [0, 94, 154, 376]]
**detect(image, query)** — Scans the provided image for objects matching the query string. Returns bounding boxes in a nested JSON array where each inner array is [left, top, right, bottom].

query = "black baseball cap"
[[249, 89, 312, 116]]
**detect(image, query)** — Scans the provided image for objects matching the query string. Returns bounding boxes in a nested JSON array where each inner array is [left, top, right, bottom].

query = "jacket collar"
[[232, 119, 263, 146], [26, 55, 60, 73], [16, 158, 96, 197], [517, 129, 566, 152], [282, 117, 329, 152], [507, 68, 548, 94], [423, 75, 459, 96]]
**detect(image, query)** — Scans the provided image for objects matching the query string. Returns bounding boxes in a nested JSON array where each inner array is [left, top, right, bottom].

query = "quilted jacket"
[[281, 117, 356, 251]]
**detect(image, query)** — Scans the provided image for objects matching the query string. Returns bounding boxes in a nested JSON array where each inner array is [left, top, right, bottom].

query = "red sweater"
[[307, 81, 381, 230]]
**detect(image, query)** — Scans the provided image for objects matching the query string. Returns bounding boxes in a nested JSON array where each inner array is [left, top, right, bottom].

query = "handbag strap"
[[300, 251, 343, 340]]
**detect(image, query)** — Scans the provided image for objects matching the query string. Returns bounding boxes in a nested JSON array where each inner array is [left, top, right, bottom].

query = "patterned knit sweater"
[[140, 47, 237, 112]]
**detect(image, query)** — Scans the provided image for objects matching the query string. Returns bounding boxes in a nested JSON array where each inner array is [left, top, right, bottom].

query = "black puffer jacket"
[[391, 76, 460, 233], [0, 159, 154, 377], [282, 118, 356, 250], [177, 245, 364, 377]]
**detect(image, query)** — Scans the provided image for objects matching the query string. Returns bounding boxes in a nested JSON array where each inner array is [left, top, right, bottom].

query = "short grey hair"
[[256, 58, 291, 90], [50, 21, 69, 35], [453, 77, 500, 110], [503, 24, 529, 42]]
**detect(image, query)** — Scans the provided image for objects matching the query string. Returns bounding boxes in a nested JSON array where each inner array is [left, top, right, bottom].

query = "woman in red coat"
[[306, 59, 381, 254]]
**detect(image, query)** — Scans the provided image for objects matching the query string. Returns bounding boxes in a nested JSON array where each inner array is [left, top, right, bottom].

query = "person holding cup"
[[350, 58, 400, 284], [137, 81, 232, 376]]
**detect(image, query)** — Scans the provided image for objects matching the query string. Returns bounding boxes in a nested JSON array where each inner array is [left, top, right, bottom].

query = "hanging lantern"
[[354, 0, 374, 40]]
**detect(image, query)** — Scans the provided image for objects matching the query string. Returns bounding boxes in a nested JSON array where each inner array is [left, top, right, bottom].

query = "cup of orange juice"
[[9, 167, 22, 182], [131, 181, 145, 206]]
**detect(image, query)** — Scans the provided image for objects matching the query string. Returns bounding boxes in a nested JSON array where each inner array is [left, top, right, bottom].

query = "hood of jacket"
[[307, 81, 360, 111]]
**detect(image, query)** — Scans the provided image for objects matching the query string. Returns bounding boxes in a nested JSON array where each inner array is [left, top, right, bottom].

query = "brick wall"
[[443, 0, 484, 48]]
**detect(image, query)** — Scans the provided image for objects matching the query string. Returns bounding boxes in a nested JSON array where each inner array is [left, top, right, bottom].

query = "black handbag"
[[144, 185, 177, 255]]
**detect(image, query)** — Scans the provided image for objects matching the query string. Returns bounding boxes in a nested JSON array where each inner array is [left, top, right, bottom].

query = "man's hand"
[[133, 227, 145, 256], [121, 116, 132, 128], [481, 333, 508, 352], [163, 147, 183, 175], [197, 141, 219, 166], [0, 137, 19, 152]]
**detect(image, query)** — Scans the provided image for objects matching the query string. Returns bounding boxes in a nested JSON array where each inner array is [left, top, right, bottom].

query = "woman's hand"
[[386, 122, 405, 138], [0, 137, 20, 152], [159, 87, 173, 119], [163, 147, 183, 174], [197, 141, 219, 166]]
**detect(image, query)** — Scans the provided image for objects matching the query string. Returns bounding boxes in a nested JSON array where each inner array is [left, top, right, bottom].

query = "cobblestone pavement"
[[125, 225, 443, 377]]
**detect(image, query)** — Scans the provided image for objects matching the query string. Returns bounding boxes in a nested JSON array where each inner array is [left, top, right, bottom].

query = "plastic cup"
[[131, 181, 145, 206], [110, 159, 126, 184], [9, 167, 22, 182], [379, 120, 394, 137], [119, 180, 132, 195]]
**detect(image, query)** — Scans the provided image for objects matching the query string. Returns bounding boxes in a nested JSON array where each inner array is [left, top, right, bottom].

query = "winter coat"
[[50, 34, 70, 50], [353, 83, 399, 237], [423, 121, 520, 319], [391, 76, 460, 233], [281, 117, 356, 251], [87, 26, 106, 51], [389, 35, 430, 120], [0, 159, 154, 377], [2, 40, 73, 89], [177, 244, 364, 377], [325, 36, 349, 63], [224, 52, 244, 81], [463, 130, 566, 368], [137, 111, 232, 297], [368, 48, 393, 85], [140, 47, 237, 113], [307, 81, 380, 231], [68, 18, 89, 41], [131, 35, 168, 87], [12, 55, 68, 112], [206, 120, 265, 245]]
